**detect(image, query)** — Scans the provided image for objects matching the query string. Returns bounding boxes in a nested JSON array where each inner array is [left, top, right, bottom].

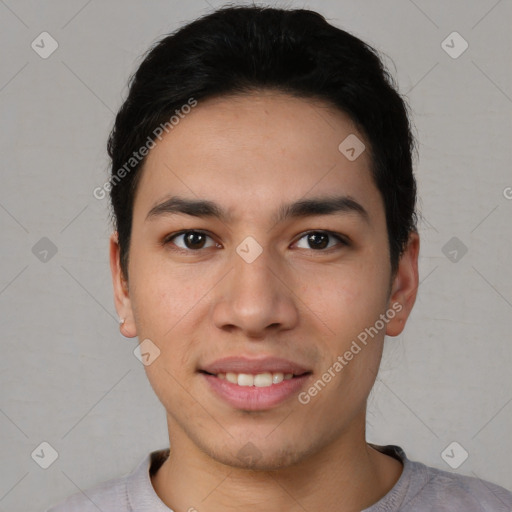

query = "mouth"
[[198, 356, 313, 410], [199, 368, 313, 410], [199, 370, 310, 387]]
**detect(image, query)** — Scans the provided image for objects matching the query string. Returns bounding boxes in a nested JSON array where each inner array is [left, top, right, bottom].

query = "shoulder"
[[403, 457, 512, 511], [43, 450, 161, 512], [44, 473, 130, 512], [45, 449, 169, 512], [45, 477, 127, 512], [370, 445, 512, 512]]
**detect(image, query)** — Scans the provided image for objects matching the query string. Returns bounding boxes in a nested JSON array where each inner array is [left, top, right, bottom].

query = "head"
[[109, 6, 419, 469]]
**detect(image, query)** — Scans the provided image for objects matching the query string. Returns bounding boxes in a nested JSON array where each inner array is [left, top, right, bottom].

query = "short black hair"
[[107, 5, 417, 279]]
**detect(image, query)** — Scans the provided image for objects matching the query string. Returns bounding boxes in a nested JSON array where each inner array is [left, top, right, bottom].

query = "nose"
[[211, 244, 299, 339]]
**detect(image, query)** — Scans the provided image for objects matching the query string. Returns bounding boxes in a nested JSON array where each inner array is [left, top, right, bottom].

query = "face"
[[111, 91, 418, 470]]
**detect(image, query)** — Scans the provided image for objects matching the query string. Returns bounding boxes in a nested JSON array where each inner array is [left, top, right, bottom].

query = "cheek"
[[299, 258, 390, 340], [130, 267, 204, 399], [128, 251, 226, 372], [130, 250, 209, 331]]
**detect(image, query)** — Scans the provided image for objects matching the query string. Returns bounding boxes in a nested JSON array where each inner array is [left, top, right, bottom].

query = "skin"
[[110, 91, 419, 511]]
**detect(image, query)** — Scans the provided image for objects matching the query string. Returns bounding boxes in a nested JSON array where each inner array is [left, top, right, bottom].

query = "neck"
[[151, 413, 403, 512]]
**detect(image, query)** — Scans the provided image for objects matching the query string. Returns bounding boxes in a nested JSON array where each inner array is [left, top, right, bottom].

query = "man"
[[48, 5, 512, 511]]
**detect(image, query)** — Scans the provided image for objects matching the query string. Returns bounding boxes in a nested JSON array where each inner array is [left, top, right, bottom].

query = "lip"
[[201, 372, 312, 410], [199, 356, 310, 375]]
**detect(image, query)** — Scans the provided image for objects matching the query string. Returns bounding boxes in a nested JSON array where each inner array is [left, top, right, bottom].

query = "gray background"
[[0, 0, 511, 510]]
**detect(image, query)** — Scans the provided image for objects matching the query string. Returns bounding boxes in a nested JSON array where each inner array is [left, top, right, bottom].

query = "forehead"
[[133, 91, 382, 222]]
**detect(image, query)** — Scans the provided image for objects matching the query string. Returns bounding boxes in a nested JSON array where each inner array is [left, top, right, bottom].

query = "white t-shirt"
[[46, 445, 512, 511]]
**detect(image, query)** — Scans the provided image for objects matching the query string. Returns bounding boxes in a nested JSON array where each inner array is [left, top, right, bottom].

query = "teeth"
[[225, 372, 237, 384], [238, 373, 255, 386], [271, 373, 284, 384], [216, 372, 296, 387]]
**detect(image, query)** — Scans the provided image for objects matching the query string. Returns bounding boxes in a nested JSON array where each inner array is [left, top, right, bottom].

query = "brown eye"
[[166, 231, 217, 251], [295, 231, 347, 251]]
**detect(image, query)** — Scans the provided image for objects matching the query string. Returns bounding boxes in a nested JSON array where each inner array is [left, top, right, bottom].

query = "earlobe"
[[385, 231, 420, 337], [109, 232, 137, 338]]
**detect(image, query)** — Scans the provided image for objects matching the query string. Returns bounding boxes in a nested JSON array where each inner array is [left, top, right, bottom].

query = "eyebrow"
[[146, 195, 369, 224]]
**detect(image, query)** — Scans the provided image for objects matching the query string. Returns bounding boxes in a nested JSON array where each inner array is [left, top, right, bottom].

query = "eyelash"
[[162, 229, 349, 254]]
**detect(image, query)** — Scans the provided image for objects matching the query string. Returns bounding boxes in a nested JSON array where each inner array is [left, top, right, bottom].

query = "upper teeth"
[[217, 372, 294, 387]]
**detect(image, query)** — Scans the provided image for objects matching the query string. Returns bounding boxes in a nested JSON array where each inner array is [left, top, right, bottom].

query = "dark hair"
[[108, 5, 417, 278]]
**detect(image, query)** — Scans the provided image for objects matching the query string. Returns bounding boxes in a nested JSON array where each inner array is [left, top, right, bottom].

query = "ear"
[[110, 232, 137, 338], [385, 231, 420, 337]]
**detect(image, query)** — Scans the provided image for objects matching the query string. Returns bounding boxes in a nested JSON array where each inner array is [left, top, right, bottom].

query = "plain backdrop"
[[0, 1, 511, 510]]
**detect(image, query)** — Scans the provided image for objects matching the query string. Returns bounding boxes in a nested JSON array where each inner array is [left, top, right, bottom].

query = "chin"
[[204, 438, 310, 471]]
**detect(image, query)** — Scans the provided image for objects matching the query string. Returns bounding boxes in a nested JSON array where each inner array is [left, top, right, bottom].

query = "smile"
[[204, 371, 295, 387], [200, 371, 312, 410]]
